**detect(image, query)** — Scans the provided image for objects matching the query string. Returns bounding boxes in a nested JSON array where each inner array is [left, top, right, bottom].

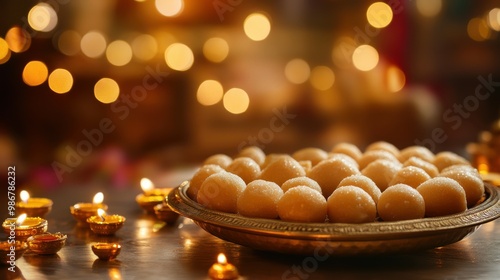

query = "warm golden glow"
[[16, 214, 27, 226], [352, 44, 379, 71], [164, 43, 194, 71], [93, 192, 104, 204], [20, 190, 30, 203], [467, 18, 491, 41], [108, 268, 122, 280], [140, 178, 154, 192], [57, 30, 81, 56], [310, 66, 335, 91], [223, 88, 250, 114], [94, 78, 120, 104], [5, 26, 31, 53], [155, 0, 184, 17], [284, 58, 310, 84], [244, 13, 271, 41], [48, 68, 73, 94], [366, 2, 393, 28], [203, 37, 229, 63], [97, 208, 106, 219], [22, 60, 48, 86], [487, 8, 500, 31], [386, 65, 406, 92], [217, 253, 227, 264], [0, 38, 10, 64], [197, 80, 224, 106], [28, 3, 58, 32], [416, 0, 442, 18], [132, 34, 158, 61], [81, 31, 107, 58], [106, 40, 133, 66]]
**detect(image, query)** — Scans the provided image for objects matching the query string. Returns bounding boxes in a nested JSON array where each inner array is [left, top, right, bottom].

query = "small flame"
[[140, 178, 154, 192], [93, 192, 104, 204], [217, 253, 227, 265], [97, 208, 106, 221], [16, 213, 27, 226], [20, 190, 30, 203]]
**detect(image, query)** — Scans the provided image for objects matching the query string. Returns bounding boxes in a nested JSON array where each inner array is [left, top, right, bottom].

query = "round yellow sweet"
[[337, 174, 381, 203], [330, 142, 363, 162], [237, 146, 266, 166], [433, 151, 470, 171], [365, 141, 400, 157], [197, 172, 246, 213], [398, 146, 435, 163], [327, 186, 376, 223], [188, 164, 225, 201], [203, 154, 232, 169], [327, 153, 359, 169], [261, 153, 288, 169], [281, 176, 322, 194], [403, 156, 439, 177], [226, 157, 261, 184], [440, 164, 479, 176], [361, 159, 402, 191], [277, 186, 327, 222], [259, 155, 306, 186], [358, 150, 399, 170], [416, 177, 467, 217], [292, 147, 328, 167], [307, 157, 360, 198], [237, 180, 283, 219], [377, 184, 425, 221], [389, 166, 431, 189], [439, 169, 485, 208]]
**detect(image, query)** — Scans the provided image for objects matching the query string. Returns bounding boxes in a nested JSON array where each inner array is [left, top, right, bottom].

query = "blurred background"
[[1, 0, 500, 190]]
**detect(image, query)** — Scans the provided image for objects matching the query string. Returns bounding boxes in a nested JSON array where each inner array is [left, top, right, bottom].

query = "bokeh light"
[[106, 40, 133, 66], [366, 2, 393, 28], [22, 60, 48, 86], [310, 66, 335, 90], [48, 68, 73, 94], [28, 3, 58, 32], [197, 80, 224, 106], [284, 59, 310, 84], [467, 17, 491, 41], [203, 37, 229, 63], [155, 0, 184, 17], [0, 38, 11, 64], [244, 13, 271, 41], [81, 31, 107, 58], [132, 34, 158, 61], [57, 30, 81, 56], [5, 26, 31, 53], [416, 0, 442, 18], [385, 65, 406, 92], [94, 78, 120, 104], [164, 43, 194, 71], [223, 88, 250, 114], [487, 8, 500, 31], [352, 44, 379, 71]]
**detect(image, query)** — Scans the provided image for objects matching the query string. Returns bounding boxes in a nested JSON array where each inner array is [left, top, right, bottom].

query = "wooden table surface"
[[2, 182, 500, 280]]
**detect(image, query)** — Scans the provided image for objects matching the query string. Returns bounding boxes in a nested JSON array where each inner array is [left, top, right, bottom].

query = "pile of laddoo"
[[188, 142, 484, 223]]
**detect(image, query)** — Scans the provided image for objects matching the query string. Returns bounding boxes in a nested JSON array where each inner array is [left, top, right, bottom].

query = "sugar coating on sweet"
[[438, 169, 485, 208], [259, 155, 306, 186], [203, 154, 233, 169], [365, 141, 400, 157], [281, 176, 322, 194], [226, 157, 261, 184], [261, 153, 288, 169], [377, 184, 425, 221], [237, 146, 266, 167], [277, 186, 327, 222], [330, 142, 363, 162], [327, 153, 359, 169], [433, 151, 470, 171], [298, 160, 312, 174], [416, 177, 467, 217], [292, 147, 328, 167], [197, 172, 246, 213], [440, 164, 479, 176], [398, 146, 435, 163], [361, 159, 402, 191], [337, 174, 381, 203], [307, 157, 361, 198], [358, 150, 400, 170], [188, 164, 225, 201], [389, 166, 431, 189], [237, 180, 283, 219], [327, 186, 376, 223], [403, 156, 439, 177]]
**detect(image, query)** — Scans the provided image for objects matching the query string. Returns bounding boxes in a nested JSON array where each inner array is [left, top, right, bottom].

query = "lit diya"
[[87, 209, 125, 235], [27, 232, 67, 255], [136, 178, 172, 214], [70, 192, 108, 225], [2, 214, 48, 241], [208, 253, 240, 280], [16, 190, 53, 218], [154, 201, 180, 224]]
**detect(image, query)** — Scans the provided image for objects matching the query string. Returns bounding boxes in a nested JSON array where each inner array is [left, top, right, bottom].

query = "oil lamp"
[[16, 190, 53, 218], [208, 253, 240, 280], [136, 178, 171, 214], [70, 192, 108, 225], [2, 214, 48, 241], [87, 209, 126, 235]]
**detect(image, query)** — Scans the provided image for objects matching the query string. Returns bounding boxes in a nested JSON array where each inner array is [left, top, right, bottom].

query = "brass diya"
[[17, 198, 53, 218], [70, 203, 109, 225], [154, 202, 180, 224], [0, 241, 28, 265], [87, 215, 126, 235], [136, 194, 166, 214], [91, 243, 121, 260], [27, 232, 67, 255], [2, 217, 48, 241]]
